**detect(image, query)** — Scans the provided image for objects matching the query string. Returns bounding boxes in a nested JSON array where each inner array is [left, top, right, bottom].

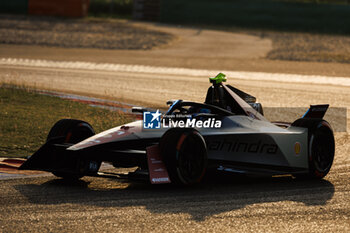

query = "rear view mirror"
[[132, 107, 148, 113]]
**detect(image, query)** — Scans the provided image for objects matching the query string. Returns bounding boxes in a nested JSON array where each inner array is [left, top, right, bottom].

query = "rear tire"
[[160, 128, 208, 185], [292, 118, 335, 179], [47, 119, 101, 179]]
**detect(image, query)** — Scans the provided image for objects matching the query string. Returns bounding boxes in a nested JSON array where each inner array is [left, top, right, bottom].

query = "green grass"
[[281, 0, 349, 4], [160, 0, 350, 35], [0, 86, 132, 158], [89, 0, 133, 19]]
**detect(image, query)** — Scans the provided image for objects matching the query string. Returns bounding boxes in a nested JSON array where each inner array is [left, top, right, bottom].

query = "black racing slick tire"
[[47, 119, 101, 179], [47, 119, 95, 144], [160, 128, 208, 185], [292, 118, 335, 179]]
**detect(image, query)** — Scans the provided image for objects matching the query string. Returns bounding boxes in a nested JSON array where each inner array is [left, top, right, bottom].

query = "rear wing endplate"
[[302, 104, 329, 119]]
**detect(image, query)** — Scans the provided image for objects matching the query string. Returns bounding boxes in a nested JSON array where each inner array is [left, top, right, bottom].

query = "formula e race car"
[[20, 73, 335, 185]]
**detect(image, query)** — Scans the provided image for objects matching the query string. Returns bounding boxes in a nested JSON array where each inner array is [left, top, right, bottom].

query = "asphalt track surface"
[[1, 25, 350, 232], [0, 172, 348, 232]]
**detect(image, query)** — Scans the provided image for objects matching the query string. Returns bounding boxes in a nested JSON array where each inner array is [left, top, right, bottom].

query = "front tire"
[[160, 128, 208, 185], [292, 118, 335, 179], [47, 119, 101, 179]]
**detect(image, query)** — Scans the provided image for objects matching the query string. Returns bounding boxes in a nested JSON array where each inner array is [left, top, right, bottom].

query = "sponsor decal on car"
[[208, 140, 278, 154], [146, 145, 171, 184], [294, 142, 301, 155]]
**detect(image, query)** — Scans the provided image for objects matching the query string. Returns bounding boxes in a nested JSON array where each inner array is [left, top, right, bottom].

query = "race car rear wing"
[[302, 104, 329, 119], [225, 85, 256, 103], [206, 73, 268, 121]]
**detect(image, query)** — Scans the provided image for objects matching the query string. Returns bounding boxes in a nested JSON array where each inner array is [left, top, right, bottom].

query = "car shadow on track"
[[14, 174, 335, 222]]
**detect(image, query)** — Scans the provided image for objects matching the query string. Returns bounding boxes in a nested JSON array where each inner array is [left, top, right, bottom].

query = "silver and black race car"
[[20, 73, 335, 185]]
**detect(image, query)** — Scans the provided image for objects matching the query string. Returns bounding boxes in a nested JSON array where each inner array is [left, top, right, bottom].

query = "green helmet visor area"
[[209, 73, 227, 84]]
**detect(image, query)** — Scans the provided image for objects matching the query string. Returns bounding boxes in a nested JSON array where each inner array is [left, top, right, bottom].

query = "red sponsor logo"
[[146, 145, 171, 184]]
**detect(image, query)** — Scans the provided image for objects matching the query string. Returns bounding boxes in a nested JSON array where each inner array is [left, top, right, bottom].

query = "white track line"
[[1, 58, 350, 87]]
